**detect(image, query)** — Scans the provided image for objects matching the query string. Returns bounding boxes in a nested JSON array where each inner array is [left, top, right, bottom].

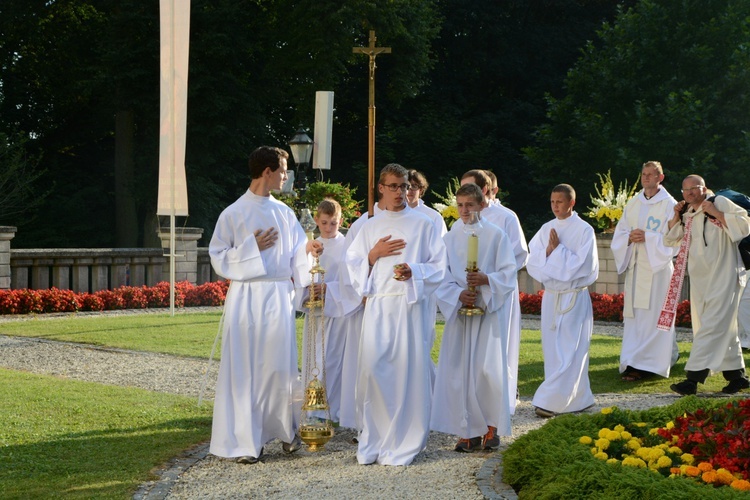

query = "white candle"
[[467, 233, 478, 265], [306, 231, 315, 241]]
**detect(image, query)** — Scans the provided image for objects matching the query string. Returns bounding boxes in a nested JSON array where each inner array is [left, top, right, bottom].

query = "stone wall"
[[516, 233, 624, 295]]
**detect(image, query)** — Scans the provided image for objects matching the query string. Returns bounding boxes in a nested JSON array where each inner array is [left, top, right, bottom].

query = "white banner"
[[157, 0, 190, 216]]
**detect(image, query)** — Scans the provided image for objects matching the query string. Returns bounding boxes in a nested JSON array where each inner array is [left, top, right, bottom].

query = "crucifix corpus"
[[353, 30, 391, 216]]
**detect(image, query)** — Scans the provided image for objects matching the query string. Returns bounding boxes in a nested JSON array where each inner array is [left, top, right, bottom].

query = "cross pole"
[[353, 30, 391, 217]]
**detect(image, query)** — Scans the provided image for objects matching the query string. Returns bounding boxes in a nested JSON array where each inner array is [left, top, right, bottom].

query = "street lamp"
[[288, 127, 314, 200]]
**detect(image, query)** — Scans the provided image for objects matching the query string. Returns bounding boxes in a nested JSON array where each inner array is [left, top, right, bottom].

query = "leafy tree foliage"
[[527, 0, 750, 212], [377, 0, 630, 236]]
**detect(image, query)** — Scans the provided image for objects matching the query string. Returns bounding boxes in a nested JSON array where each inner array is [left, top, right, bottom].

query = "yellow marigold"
[[648, 448, 665, 461], [601, 407, 613, 415], [731, 479, 750, 491], [656, 443, 669, 451], [668, 446, 682, 455], [656, 456, 672, 469], [622, 456, 647, 468], [613, 424, 625, 432], [606, 430, 620, 441], [716, 469, 734, 486], [671, 435, 679, 444], [606, 458, 620, 465], [579, 436, 592, 445], [703, 471, 718, 484], [595, 438, 610, 450], [591, 447, 597, 455], [594, 451, 608, 461], [685, 466, 701, 477], [635, 422, 647, 428], [697, 462, 714, 472], [598, 428, 609, 438], [648, 428, 659, 436], [680, 453, 694, 465], [620, 431, 632, 440], [627, 439, 641, 451], [665, 421, 674, 430], [636, 447, 651, 460]]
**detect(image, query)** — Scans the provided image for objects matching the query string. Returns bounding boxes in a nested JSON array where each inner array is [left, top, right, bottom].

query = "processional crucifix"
[[353, 30, 391, 216]]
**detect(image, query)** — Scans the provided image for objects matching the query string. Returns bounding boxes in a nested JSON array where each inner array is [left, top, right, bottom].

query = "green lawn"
[[1, 311, 749, 498]]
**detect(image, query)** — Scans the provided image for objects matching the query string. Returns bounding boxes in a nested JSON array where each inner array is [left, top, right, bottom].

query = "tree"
[[373, 0, 630, 236], [527, 0, 750, 213], [0, 132, 47, 226]]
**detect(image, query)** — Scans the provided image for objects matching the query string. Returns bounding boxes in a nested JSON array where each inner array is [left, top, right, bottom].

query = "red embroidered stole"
[[657, 215, 693, 331]]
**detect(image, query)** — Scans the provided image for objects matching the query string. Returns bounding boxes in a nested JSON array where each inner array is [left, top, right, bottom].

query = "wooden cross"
[[353, 30, 391, 217]]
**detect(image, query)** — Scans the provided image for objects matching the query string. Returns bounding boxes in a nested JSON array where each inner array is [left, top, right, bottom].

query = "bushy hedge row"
[[0, 283, 692, 327], [519, 291, 692, 328], [0, 281, 229, 315]]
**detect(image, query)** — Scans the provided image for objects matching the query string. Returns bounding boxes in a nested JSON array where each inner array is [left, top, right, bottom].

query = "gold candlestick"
[[458, 212, 484, 316]]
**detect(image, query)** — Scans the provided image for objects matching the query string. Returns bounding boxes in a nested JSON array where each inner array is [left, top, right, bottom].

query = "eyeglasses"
[[407, 184, 422, 192], [382, 183, 410, 192], [680, 186, 704, 193]]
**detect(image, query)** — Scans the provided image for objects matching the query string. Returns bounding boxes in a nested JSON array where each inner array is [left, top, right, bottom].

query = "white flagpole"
[[158, 0, 191, 316]]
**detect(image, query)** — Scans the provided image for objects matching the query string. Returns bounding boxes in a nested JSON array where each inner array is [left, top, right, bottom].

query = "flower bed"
[[503, 397, 750, 497], [0, 280, 229, 315], [519, 291, 692, 328], [0, 285, 694, 326]]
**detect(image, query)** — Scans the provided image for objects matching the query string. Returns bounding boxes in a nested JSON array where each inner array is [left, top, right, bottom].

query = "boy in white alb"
[[298, 199, 361, 424], [431, 183, 517, 452], [346, 163, 446, 466], [526, 184, 598, 418]]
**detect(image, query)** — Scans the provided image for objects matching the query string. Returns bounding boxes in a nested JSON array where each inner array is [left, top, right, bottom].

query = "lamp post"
[[288, 127, 314, 209]]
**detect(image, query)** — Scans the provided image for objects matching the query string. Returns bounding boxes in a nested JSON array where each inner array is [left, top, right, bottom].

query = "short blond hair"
[[642, 161, 663, 175], [316, 198, 341, 218]]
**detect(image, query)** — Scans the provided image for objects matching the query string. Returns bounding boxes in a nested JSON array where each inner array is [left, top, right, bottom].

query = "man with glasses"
[[346, 163, 447, 465], [665, 175, 750, 395], [611, 161, 679, 382]]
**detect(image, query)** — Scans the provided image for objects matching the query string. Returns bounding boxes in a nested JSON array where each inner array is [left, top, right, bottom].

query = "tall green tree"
[[374, 0, 629, 235], [527, 0, 750, 212]]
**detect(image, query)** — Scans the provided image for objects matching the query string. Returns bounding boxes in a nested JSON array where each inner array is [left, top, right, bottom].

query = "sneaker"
[[282, 434, 303, 454], [534, 407, 555, 418], [722, 378, 750, 394], [482, 426, 499, 450], [670, 380, 697, 396], [236, 448, 264, 464], [454, 436, 482, 452]]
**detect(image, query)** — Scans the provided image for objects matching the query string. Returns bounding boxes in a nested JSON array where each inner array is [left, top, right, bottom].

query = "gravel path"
[[0, 310, 692, 499]]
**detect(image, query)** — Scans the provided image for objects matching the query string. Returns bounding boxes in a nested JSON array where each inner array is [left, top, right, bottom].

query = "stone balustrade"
[[2, 227, 689, 300], [4, 227, 220, 292]]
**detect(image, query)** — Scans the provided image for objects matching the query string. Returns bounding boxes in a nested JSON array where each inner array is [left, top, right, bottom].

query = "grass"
[[0, 368, 212, 499], [1, 311, 749, 497]]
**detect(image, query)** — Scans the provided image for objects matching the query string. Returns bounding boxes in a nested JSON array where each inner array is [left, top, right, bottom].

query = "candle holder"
[[458, 212, 484, 316]]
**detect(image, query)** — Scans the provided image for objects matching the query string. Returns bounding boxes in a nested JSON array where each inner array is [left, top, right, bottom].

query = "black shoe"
[[454, 436, 482, 452], [722, 378, 750, 394], [282, 434, 303, 454], [481, 426, 500, 450], [670, 380, 697, 396], [236, 448, 264, 464]]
